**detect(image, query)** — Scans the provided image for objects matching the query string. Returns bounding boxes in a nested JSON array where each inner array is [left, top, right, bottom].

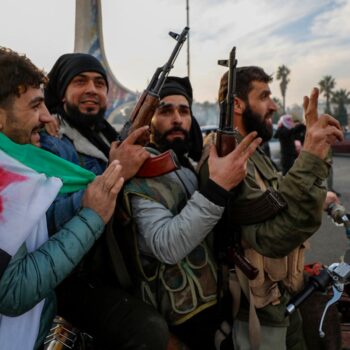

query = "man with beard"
[[0, 47, 125, 349], [40, 53, 172, 350], [198, 66, 343, 350], [122, 76, 262, 349]]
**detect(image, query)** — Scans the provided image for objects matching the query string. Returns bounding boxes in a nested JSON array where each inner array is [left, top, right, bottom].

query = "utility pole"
[[186, 0, 190, 78]]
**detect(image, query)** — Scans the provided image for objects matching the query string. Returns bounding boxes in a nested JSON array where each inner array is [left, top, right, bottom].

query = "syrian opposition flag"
[[0, 150, 63, 350]]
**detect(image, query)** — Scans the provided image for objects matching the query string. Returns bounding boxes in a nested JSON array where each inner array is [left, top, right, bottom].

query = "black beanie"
[[45, 53, 109, 114], [160, 76, 203, 162], [160, 76, 193, 105]]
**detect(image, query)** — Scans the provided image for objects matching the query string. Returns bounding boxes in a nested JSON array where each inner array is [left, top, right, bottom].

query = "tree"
[[276, 65, 290, 113], [331, 89, 350, 126], [318, 75, 336, 114], [272, 97, 283, 124]]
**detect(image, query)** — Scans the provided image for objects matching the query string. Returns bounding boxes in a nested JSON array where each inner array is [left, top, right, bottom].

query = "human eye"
[[157, 106, 172, 116], [260, 91, 271, 100], [179, 106, 190, 116], [95, 78, 106, 88], [73, 77, 85, 85], [31, 101, 41, 111]]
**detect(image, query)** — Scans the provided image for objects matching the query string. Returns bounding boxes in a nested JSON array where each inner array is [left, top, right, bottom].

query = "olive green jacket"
[[199, 139, 329, 326]]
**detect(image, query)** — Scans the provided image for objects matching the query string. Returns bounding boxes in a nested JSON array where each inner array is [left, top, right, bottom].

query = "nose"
[[270, 98, 278, 112], [85, 79, 97, 93], [172, 109, 182, 125], [39, 104, 53, 124]]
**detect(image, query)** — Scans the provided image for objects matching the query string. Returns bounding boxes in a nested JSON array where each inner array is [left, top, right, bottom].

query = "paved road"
[[305, 155, 350, 264]]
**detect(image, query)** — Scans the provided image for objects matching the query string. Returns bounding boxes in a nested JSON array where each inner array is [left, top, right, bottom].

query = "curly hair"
[[0, 47, 47, 108], [218, 66, 273, 104]]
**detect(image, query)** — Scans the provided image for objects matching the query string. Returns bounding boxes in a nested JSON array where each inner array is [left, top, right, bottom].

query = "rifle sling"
[[230, 188, 287, 225], [105, 217, 133, 290]]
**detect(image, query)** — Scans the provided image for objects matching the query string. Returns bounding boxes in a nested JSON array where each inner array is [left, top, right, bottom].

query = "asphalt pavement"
[[305, 155, 350, 265]]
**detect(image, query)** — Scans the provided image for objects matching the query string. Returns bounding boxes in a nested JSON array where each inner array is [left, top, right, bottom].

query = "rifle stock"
[[137, 150, 180, 178]]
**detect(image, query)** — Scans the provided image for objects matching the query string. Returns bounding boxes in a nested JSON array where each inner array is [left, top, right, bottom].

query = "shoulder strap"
[[105, 217, 133, 290]]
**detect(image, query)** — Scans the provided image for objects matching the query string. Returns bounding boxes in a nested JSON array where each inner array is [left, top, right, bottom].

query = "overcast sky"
[[1, 0, 350, 108]]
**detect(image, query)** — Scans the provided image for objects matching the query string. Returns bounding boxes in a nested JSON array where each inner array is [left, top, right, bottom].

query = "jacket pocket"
[[160, 263, 197, 315], [183, 244, 217, 301]]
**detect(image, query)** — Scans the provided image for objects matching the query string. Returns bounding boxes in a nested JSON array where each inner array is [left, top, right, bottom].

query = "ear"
[[234, 97, 246, 115]]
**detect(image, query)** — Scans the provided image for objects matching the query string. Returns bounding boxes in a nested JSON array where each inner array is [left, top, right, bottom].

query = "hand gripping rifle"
[[127, 27, 189, 177], [217, 47, 258, 280]]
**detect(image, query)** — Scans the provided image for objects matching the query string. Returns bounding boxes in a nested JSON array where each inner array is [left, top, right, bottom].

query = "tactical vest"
[[236, 155, 306, 308], [123, 153, 217, 325], [200, 134, 306, 309]]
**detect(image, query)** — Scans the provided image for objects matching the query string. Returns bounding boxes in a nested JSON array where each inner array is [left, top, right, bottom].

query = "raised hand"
[[82, 160, 124, 223], [109, 126, 150, 180], [208, 131, 262, 190], [303, 88, 343, 160]]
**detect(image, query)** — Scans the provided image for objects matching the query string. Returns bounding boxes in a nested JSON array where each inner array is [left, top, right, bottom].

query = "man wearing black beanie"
[[122, 76, 262, 349], [40, 53, 170, 350]]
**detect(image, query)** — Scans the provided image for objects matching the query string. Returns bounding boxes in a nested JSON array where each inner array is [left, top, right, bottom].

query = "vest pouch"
[[244, 248, 265, 288], [283, 242, 309, 293], [140, 280, 158, 309], [183, 244, 217, 302], [245, 249, 283, 308], [264, 256, 288, 282], [159, 263, 197, 321]]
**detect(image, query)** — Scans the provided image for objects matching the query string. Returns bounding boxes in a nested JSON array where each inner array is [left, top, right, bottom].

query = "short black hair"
[[0, 47, 47, 108], [218, 66, 272, 103]]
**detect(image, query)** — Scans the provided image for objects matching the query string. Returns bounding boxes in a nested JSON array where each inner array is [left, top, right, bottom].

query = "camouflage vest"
[[123, 149, 217, 325]]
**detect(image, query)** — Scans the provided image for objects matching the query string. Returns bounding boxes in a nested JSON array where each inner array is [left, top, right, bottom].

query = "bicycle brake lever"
[[318, 283, 344, 338]]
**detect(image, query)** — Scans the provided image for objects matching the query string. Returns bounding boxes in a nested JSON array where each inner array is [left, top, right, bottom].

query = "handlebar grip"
[[285, 269, 331, 316]]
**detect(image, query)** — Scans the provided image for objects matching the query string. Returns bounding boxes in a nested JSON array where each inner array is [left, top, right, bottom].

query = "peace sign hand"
[[302, 88, 343, 160]]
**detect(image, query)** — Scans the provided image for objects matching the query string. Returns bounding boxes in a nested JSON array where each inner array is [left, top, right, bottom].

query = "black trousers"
[[56, 276, 169, 350]]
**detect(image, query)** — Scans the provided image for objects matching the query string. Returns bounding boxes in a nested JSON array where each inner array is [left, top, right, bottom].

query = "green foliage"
[[331, 89, 350, 126], [276, 65, 290, 113], [272, 97, 283, 123], [318, 75, 336, 114]]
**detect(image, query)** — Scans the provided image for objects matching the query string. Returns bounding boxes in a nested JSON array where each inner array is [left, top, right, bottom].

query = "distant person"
[[275, 114, 306, 174]]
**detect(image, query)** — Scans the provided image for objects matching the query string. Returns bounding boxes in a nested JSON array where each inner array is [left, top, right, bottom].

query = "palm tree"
[[331, 89, 350, 126], [276, 65, 290, 113], [318, 75, 336, 114], [272, 97, 283, 124]]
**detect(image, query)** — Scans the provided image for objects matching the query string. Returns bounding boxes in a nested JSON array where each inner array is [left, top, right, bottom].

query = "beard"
[[64, 102, 106, 128], [242, 104, 273, 142], [152, 126, 190, 157]]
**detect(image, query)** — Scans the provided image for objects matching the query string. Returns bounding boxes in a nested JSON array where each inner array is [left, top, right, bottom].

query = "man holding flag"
[[0, 47, 124, 349]]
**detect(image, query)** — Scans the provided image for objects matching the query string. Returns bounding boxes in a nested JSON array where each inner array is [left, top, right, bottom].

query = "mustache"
[[32, 123, 44, 133], [163, 126, 189, 138]]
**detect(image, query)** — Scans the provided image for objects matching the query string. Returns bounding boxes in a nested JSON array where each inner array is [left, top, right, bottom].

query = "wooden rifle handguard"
[[136, 150, 180, 178]]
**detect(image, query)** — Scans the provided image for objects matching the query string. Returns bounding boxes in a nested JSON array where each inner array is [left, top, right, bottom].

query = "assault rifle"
[[125, 27, 189, 177], [216, 46, 238, 156], [217, 47, 259, 280]]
